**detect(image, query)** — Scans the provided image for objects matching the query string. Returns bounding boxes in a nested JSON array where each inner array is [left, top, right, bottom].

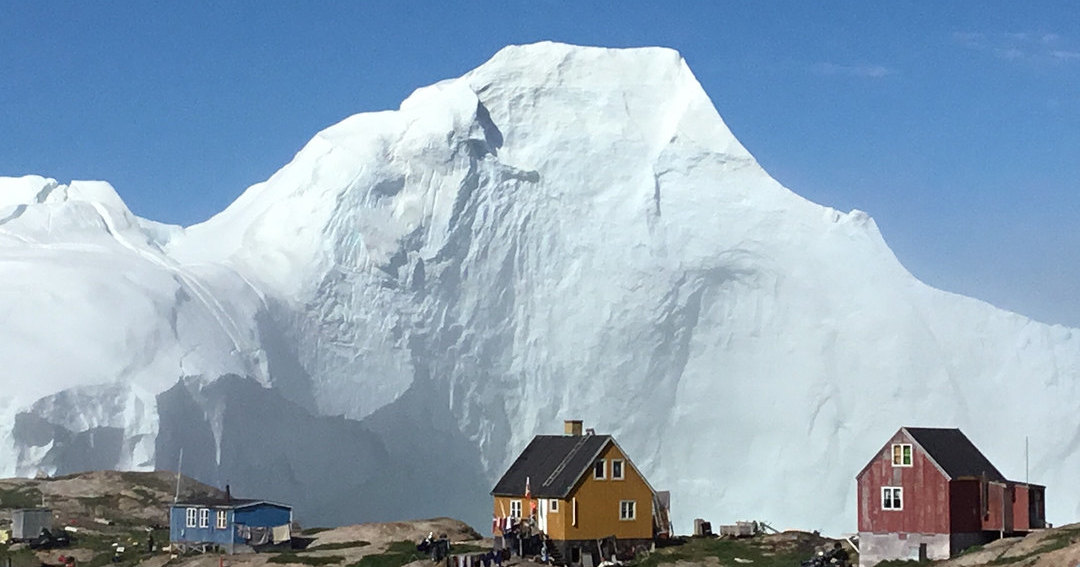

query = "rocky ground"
[[3, 471, 1079, 567]]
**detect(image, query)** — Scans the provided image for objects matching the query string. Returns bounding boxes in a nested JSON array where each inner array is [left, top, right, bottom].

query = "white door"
[[538, 498, 548, 532]]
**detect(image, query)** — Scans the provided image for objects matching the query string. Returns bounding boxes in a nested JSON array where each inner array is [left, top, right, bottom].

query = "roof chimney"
[[225, 484, 231, 502], [564, 420, 583, 436]]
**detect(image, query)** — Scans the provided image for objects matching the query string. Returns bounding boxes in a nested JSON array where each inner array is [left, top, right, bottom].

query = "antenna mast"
[[174, 448, 184, 504]]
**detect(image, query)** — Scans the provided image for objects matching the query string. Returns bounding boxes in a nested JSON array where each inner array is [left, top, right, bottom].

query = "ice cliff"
[[2, 42, 1078, 533]]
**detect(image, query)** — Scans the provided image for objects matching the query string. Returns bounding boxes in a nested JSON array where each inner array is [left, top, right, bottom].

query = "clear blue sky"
[[3, 2, 1079, 327]]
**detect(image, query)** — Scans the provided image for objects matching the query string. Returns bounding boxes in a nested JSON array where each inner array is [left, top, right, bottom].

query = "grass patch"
[[130, 487, 161, 507], [632, 535, 831, 567], [269, 553, 347, 565], [118, 471, 172, 494], [77, 494, 121, 508], [987, 526, 1080, 565], [303, 528, 332, 535], [0, 486, 44, 509], [0, 544, 39, 567], [347, 540, 426, 567], [305, 541, 371, 552], [448, 543, 487, 554]]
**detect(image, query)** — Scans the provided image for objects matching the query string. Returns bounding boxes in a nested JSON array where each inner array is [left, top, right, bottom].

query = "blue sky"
[[2, 2, 1079, 326]]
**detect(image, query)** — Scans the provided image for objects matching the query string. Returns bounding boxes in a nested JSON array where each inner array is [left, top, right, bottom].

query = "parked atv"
[[28, 528, 71, 550], [800, 542, 849, 567]]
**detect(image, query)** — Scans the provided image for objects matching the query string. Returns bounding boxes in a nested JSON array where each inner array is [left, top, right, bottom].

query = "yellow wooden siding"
[[493, 442, 653, 541]]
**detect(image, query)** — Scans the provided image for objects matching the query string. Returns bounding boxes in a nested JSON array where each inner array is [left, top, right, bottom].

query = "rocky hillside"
[[0, 470, 223, 528], [0, 471, 483, 567]]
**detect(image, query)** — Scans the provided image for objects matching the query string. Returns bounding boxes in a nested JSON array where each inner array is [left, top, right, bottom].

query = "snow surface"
[[2, 42, 1079, 533]]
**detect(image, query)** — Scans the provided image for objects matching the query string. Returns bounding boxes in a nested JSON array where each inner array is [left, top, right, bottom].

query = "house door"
[[919, 543, 928, 561], [537, 499, 548, 533]]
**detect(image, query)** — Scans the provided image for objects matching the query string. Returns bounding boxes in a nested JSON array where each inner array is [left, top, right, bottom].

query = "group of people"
[[417, 532, 514, 566]]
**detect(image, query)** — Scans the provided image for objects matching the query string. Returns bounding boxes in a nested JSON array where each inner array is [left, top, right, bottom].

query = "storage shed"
[[12, 508, 52, 540]]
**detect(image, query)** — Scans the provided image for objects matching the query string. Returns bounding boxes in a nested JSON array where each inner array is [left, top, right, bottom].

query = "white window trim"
[[185, 507, 197, 528], [892, 443, 913, 467], [572, 497, 578, 526], [619, 500, 636, 521], [550, 499, 559, 513], [593, 459, 606, 480], [198, 508, 210, 528], [611, 459, 625, 480], [882, 487, 903, 511], [216, 509, 228, 530], [510, 499, 522, 519]]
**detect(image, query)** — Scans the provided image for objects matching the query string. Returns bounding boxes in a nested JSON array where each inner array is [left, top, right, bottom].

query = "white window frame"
[[611, 459, 625, 480], [619, 500, 636, 521], [216, 509, 228, 530], [199, 508, 210, 528], [572, 497, 578, 526], [185, 507, 197, 528], [510, 499, 522, 519], [593, 459, 606, 480], [550, 499, 559, 513], [882, 487, 903, 511], [892, 444, 913, 467]]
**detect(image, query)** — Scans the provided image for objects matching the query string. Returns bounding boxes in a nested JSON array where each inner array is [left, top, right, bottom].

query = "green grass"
[[77, 494, 122, 511], [447, 543, 487, 554], [304, 541, 371, 552], [118, 471, 172, 494], [986, 526, 1080, 565], [269, 553, 347, 565], [631, 536, 830, 567], [0, 543, 39, 567], [303, 528, 333, 535], [0, 486, 44, 508], [346, 540, 427, 567]]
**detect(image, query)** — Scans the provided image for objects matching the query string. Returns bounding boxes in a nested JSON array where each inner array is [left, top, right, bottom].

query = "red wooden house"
[[856, 427, 1045, 567]]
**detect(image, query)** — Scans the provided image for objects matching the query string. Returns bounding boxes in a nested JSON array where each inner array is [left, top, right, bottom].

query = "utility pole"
[[174, 448, 184, 503]]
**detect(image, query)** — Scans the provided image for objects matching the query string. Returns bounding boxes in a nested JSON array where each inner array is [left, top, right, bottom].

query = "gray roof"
[[905, 427, 1006, 482], [172, 497, 290, 510], [492, 434, 612, 498]]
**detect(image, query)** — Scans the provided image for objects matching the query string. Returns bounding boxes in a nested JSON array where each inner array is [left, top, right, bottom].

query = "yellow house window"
[[510, 500, 522, 519], [550, 499, 559, 513], [619, 500, 636, 520], [611, 459, 624, 480], [593, 460, 606, 480], [891, 444, 912, 466]]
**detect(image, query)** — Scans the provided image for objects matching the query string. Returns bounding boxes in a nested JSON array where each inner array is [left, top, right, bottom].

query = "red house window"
[[882, 487, 903, 510], [892, 444, 912, 466]]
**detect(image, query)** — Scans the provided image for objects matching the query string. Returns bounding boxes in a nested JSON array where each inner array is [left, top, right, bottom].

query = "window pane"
[[892, 445, 901, 464], [903, 445, 912, 465], [613, 460, 623, 479], [594, 460, 605, 478]]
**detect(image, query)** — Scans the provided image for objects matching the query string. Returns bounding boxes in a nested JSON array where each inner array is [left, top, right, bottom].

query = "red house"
[[856, 427, 1045, 566]]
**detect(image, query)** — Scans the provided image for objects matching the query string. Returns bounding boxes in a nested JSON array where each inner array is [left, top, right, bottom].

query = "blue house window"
[[199, 508, 210, 528], [185, 508, 197, 528], [216, 510, 227, 530]]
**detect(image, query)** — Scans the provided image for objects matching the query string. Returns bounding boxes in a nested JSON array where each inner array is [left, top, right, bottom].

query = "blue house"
[[169, 493, 293, 554]]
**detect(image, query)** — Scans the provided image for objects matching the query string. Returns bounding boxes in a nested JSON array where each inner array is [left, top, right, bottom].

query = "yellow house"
[[492, 421, 662, 565]]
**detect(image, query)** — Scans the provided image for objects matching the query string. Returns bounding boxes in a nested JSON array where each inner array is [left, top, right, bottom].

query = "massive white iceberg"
[[2, 42, 1078, 533]]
